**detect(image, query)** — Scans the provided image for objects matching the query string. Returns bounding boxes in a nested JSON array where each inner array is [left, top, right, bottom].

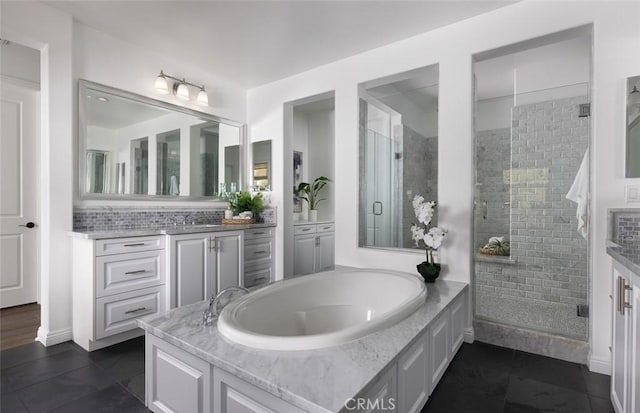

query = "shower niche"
[[472, 27, 592, 356]]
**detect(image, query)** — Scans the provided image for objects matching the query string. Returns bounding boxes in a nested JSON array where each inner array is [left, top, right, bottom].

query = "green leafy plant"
[[227, 191, 265, 215], [486, 239, 510, 256], [296, 176, 330, 210]]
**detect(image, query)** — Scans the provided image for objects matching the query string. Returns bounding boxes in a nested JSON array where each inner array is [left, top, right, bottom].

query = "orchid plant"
[[410, 195, 447, 266]]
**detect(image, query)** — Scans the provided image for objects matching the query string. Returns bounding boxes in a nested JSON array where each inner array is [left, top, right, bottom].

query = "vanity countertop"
[[137, 278, 468, 413], [68, 222, 276, 240], [607, 239, 640, 276]]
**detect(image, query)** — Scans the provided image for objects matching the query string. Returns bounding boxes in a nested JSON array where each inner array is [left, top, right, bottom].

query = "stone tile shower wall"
[[475, 96, 589, 340], [402, 126, 438, 248], [474, 128, 511, 250], [73, 206, 276, 231]]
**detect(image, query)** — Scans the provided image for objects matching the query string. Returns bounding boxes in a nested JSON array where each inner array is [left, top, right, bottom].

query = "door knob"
[[18, 222, 36, 228]]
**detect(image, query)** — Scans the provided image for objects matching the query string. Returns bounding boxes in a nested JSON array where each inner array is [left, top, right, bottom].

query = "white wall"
[[1, 1, 74, 345], [247, 0, 640, 373], [307, 109, 335, 221], [73, 22, 247, 207]]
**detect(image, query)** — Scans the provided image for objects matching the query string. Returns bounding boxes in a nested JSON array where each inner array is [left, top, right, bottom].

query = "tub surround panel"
[[473, 319, 589, 364], [73, 206, 276, 232], [137, 279, 468, 413]]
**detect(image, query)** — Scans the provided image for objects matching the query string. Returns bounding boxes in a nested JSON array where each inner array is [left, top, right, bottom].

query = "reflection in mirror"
[[358, 65, 439, 250], [79, 80, 244, 199], [252, 140, 272, 191], [627, 75, 640, 178], [86, 150, 109, 193]]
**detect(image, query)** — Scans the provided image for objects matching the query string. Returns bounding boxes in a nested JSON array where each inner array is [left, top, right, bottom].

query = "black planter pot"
[[416, 262, 441, 283]]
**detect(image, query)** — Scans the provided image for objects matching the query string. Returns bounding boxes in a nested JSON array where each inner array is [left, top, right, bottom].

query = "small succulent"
[[487, 239, 510, 256]]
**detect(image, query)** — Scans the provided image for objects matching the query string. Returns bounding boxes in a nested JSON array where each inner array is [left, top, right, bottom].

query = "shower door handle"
[[372, 201, 383, 216]]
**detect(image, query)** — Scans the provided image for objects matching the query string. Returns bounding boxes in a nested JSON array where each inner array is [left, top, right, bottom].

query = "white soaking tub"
[[217, 268, 427, 351]]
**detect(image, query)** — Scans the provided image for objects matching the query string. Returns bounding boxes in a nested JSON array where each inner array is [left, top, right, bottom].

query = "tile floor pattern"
[[422, 342, 614, 413], [1, 338, 613, 412]]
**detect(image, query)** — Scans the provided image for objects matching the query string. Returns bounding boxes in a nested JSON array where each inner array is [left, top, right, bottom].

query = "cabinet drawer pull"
[[254, 277, 266, 282], [125, 270, 147, 275], [123, 243, 146, 247], [252, 232, 265, 235], [301, 228, 311, 232], [124, 307, 148, 314], [254, 250, 266, 254], [322, 226, 331, 230]]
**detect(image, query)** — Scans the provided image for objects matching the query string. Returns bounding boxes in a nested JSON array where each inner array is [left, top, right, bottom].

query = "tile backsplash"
[[73, 206, 276, 231], [609, 208, 640, 241]]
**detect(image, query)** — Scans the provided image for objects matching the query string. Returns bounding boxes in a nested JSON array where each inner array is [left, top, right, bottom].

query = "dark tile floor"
[[1, 338, 613, 413], [422, 342, 614, 413], [1, 337, 149, 412]]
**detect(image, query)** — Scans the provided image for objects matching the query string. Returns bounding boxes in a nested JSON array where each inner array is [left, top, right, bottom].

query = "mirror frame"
[[78, 79, 247, 201]]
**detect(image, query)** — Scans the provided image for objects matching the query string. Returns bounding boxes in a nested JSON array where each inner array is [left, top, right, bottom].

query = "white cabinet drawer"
[[245, 266, 272, 288], [95, 286, 165, 339], [244, 239, 272, 264], [316, 223, 335, 233], [294, 225, 316, 235], [244, 227, 274, 240], [95, 236, 165, 256], [96, 250, 165, 298]]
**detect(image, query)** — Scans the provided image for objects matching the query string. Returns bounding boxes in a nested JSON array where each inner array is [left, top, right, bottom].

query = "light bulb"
[[197, 89, 209, 106], [175, 82, 190, 100], [155, 74, 169, 95]]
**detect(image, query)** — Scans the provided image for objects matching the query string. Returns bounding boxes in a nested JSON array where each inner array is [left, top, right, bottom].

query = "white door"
[[293, 234, 316, 276], [316, 232, 335, 272], [0, 81, 39, 308], [171, 234, 209, 308], [214, 231, 243, 293]]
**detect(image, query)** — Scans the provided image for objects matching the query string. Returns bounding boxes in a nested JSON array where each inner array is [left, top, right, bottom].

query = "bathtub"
[[217, 268, 427, 351]]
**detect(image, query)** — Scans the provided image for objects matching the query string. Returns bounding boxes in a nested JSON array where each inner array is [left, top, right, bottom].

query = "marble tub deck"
[[137, 278, 468, 413]]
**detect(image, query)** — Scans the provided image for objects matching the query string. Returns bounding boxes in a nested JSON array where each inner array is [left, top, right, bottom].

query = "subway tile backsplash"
[[609, 208, 640, 241], [73, 206, 276, 231]]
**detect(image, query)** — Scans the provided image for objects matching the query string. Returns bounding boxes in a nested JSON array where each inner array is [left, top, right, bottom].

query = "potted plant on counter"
[[226, 191, 265, 223], [297, 176, 330, 222], [411, 195, 447, 283]]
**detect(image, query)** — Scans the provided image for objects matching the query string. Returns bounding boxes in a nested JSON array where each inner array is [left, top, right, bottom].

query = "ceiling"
[[48, 1, 517, 89]]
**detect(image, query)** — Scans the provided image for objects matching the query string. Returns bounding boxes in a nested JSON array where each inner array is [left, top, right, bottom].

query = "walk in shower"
[[473, 30, 591, 358]]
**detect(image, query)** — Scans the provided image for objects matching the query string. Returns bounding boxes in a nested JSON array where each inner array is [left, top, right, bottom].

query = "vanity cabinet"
[[243, 227, 274, 288], [611, 260, 640, 413], [168, 231, 243, 308], [72, 235, 167, 351], [293, 223, 335, 276]]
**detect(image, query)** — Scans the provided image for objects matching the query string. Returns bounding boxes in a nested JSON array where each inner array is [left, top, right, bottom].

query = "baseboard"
[[463, 327, 475, 343], [588, 356, 611, 375], [36, 326, 73, 347]]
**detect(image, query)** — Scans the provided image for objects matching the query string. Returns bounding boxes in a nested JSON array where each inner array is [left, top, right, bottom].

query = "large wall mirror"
[[358, 64, 439, 250], [79, 80, 245, 199], [627, 75, 640, 178]]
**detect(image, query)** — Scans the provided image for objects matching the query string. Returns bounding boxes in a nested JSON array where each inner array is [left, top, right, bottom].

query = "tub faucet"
[[203, 286, 249, 326]]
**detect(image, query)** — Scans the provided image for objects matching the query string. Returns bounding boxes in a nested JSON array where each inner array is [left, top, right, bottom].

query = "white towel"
[[566, 149, 589, 239], [169, 175, 179, 195]]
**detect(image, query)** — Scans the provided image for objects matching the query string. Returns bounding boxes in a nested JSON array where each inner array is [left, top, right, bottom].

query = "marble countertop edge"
[[68, 222, 276, 239]]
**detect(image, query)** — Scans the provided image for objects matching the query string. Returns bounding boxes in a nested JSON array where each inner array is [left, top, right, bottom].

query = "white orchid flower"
[[423, 226, 447, 250], [410, 224, 425, 247]]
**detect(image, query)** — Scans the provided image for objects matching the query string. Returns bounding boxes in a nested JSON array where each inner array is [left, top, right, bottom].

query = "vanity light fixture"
[[154, 70, 209, 106]]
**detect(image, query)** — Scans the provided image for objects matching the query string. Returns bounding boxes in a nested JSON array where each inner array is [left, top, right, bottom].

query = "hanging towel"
[[169, 175, 179, 195], [566, 149, 589, 239]]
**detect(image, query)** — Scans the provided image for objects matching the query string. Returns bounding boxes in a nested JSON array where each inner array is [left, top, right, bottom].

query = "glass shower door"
[[474, 84, 590, 341], [366, 129, 397, 247]]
